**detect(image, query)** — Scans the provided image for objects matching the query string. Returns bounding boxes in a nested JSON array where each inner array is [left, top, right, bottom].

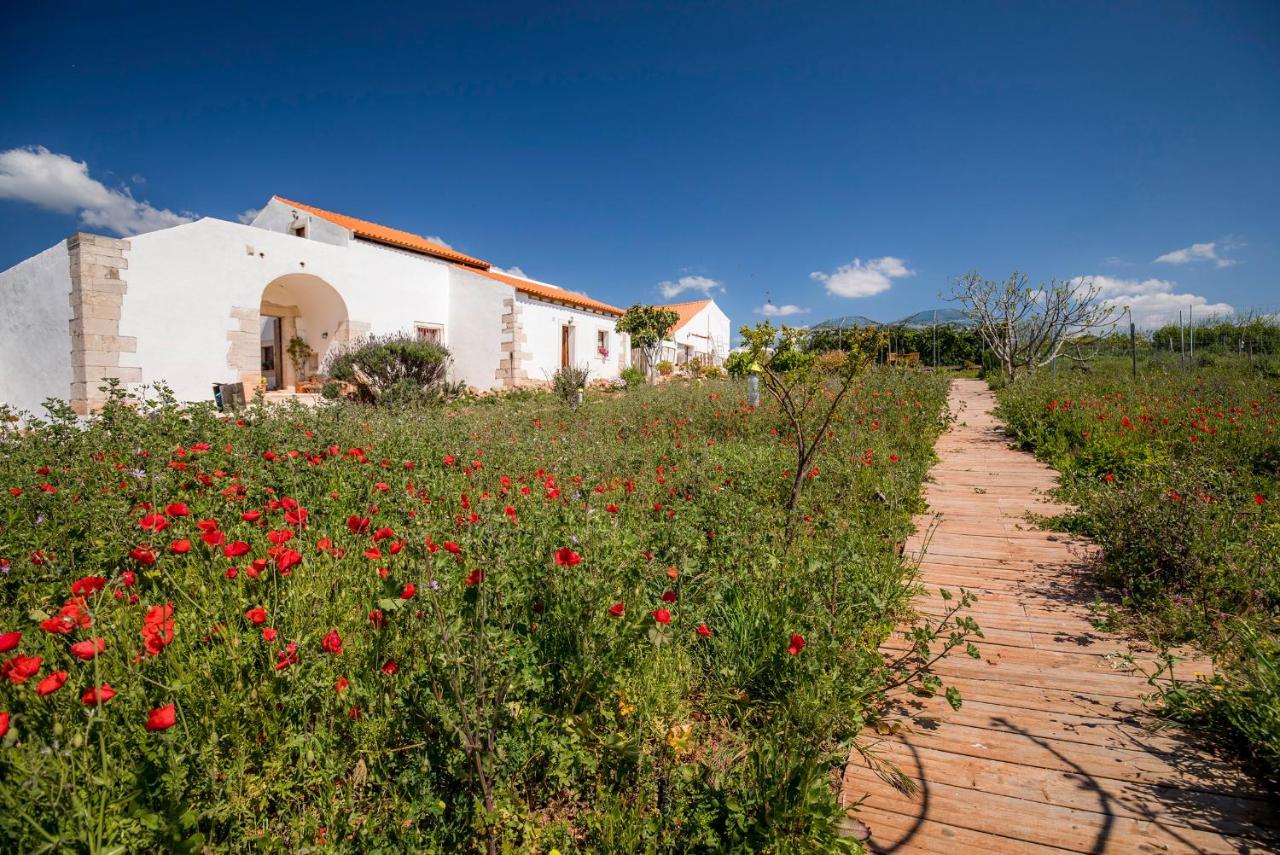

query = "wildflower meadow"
[[996, 359, 1280, 783], [0, 371, 956, 852]]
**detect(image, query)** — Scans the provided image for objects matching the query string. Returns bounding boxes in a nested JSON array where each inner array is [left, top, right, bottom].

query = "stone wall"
[[495, 297, 532, 387], [67, 233, 138, 414]]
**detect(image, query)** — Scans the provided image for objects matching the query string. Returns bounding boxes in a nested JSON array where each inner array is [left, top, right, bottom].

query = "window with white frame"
[[415, 324, 444, 345], [596, 329, 610, 358]]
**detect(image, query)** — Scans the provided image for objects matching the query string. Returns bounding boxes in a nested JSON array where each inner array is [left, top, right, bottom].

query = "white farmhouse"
[[652, 299, 732, 368], [0, 196, 628, 414]]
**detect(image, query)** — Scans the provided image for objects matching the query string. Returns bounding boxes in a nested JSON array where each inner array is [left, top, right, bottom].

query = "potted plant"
[[286, 335, 314, 388]]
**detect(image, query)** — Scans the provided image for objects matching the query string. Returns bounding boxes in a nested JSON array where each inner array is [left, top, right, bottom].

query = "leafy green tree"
[[616, 305, 680, 381], [740, 321, 887, 542]]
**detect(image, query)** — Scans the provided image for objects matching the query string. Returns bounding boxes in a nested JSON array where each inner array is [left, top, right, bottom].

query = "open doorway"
[[260, 316, 283, 390]]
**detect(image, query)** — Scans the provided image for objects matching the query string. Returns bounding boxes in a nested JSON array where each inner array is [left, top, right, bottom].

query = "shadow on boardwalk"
[[841, 379, 1276, 854]]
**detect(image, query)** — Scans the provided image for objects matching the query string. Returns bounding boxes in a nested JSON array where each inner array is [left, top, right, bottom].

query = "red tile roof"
[[272, 196, 621, 316], [468, 267, 623, 316], [659, 299, 713, 334], [273, 196, 489, 269]]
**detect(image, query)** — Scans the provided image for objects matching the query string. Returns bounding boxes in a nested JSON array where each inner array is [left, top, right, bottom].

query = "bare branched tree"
[[948, 271, 1118, 380]]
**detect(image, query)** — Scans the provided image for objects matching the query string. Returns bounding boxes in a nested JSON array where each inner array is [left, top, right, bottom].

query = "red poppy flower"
[[81, 683, 116, 705], [443, 454, 455, 466], [363, 546, 383, 560], [129, 545, 157, 565], [661, 590, 677, 604], [696, 623, 712, 637], [321, 631, 343, 655], [200, 530, 225, 547], [165, 502, 190, 517], [142, 604, 175, 655], [138, 513, 169, 532], [262, 627, 278, 642], [606, 504, 619, 514], [346, 515, 371, 535], [0, 631, 21, 653], [373, 526, 395, 542], [608, 602, 625, 617], [400, 583, 416, 600], [69, 637, 107, 660], [788, 633, 806, 655], [169, 539, 192, 554], [275, 549, 302, 572], [335, 677, 349, 693], [464, 568, 484, 586], [146, 703, 176, 731], [39, 483, 57, 494], [0, 711, 8, 737], [368, 609, 385, 628], [120, 571, 137, 588], [223, 541, 250, 558], [37, 670, 68, 697], [381, 659, 398, 675], [274, 642, 298, 671], [242, 510, 263, 523], [554, 547, 581, 567], [71, 576, 107, 596], [1256, 494, 1266, 506], [2, 654, 41, 684], [652, 608, 671, 625], [196, 518, 219, 533], [267, 529, 294, 546], [443, 541, 461, 554], [41, 601, 90, 634]]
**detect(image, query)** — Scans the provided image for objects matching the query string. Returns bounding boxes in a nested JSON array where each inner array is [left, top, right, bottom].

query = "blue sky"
[[1, 1, 1277, 330]]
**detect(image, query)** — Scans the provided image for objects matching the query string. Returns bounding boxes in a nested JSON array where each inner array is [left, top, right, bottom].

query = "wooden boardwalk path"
[[841, 379, 1275, 854]]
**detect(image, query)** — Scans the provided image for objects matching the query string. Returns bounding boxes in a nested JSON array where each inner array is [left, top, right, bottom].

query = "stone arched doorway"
[[257, 274, 351, 391]]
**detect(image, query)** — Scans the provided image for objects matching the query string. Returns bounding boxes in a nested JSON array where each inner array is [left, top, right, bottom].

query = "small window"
[[416, 324, 443, 345], [597, 329, 609, 356], [291, 221, 308, 238]]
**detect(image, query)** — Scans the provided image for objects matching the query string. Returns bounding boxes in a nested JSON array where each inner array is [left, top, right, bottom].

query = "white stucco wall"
[[447, 268, 510, 389], [118, 217, 466, 401], [660, 301, 732, 365], [251, 198, 350, 247], [0, 240, 72, 414], [519, 296, 624, 383]]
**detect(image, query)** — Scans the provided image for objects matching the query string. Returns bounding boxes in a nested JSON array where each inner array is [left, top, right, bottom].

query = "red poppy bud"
[[652, 608, 671, 625], [696, 623, 712, 638], [400, 583, 416, 600], [321, 631, 343, 655], [788, 633, 806, 655], [608, 602, 625, 617], [245, 606, 268, 625]]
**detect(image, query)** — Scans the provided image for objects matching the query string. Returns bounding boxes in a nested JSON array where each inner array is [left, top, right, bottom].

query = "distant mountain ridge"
[[810, 308, 974, 329]]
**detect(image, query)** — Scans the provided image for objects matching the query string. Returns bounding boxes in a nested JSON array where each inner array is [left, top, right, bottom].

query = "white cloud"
[[1074, 275, 1235, 328], [493, 265, 529, 279], [1154, 240, 1240, 268], [0, 146, 195, 236], [237, 207, 261, 224], [658, 274, 722, 300], [425, 235, 452, 248], [755, 303, 808, 317], [810, 256, 913, 298]]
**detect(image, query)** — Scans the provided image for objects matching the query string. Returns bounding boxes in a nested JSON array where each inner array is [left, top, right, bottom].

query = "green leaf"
[[945, 686, 963, 711]]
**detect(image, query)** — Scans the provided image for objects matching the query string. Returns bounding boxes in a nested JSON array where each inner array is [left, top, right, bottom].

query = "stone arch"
[[228, 273, 365, 393]]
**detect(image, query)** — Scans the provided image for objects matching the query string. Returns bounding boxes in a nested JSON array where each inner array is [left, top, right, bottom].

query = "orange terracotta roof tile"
[[468, 267, 623, 316], [273, 196, 489, 269], [659, 299, 712, 334]]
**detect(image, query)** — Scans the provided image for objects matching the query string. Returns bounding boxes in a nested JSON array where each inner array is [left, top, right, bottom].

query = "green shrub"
[[656, 360, 674, 377], [620, 365, 646, 388], [320, 380, 342, 400], [326, 333, 451, 405], [551, 364, 589, 404]]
